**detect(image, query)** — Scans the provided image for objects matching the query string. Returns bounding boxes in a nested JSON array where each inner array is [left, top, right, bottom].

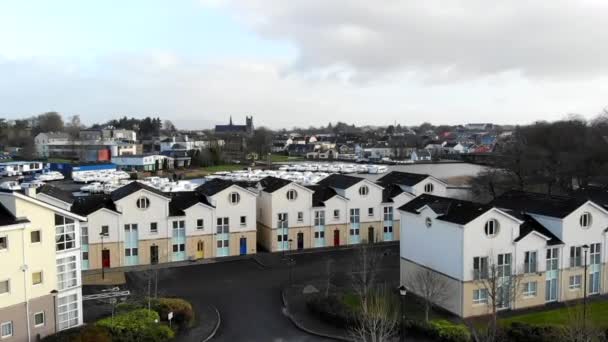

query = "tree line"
[[471, 111, 608, 201]]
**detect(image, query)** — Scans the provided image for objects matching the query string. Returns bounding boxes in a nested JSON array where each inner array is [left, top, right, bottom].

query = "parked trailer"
[[0, 161, 44, 177]]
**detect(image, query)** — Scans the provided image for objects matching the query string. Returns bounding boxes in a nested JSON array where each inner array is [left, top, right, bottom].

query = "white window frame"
[[240, 216, 247, 226], [196, 219, 204, 230], [56, 255, 78, 290], [216, 217, 229, 234], [55, 215, 76, 251], [333, 209, 340, 219], [484, 219, 499, 238], [229, 192, 240, 204], [286, 189, 298, 201], [524, 251, 537, 274], [569, 275, 582, 290], [570, 246, 583, 268], [424, 183, 434, 193], [359, 185, 369, 196], [136, 196, 150, 209], [297, 212, 304, 222], [34, 311, 45, 327], [314, 211, 325, 227], [473, 289, 488, 304], [101, 225, 109, 236], [150, 222, 158, 234], [0, 321, 13, 338], [57, 294, 79, 330], [523, 281, 537, 298], [579, 212, 592, 228]]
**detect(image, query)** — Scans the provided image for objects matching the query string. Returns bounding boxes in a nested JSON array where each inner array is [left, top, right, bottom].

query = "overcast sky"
[[1, 0, 607, 129]]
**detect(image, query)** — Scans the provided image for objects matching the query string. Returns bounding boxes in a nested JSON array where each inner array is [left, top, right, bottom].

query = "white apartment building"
[[399, 191, 608, 318], [257, 174, 414, 252], [0, 190, 86, 341], [36, 179, 257, 270]]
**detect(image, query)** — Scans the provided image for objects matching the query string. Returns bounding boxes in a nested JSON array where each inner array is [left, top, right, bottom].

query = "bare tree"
[[325, 258, 334, 297], [468, 255, 524, 342], [405, 267, 450, 322], [350, 286, 399, 342], [350, 243, 381, 309]]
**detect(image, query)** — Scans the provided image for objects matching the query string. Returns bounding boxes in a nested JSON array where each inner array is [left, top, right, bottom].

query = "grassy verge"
[[270, 154, 303, 163], [500, 300, 608, 329]]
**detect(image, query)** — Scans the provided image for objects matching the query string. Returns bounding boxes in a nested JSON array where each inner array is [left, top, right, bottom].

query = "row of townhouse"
[[399, 190, 608, 318], [35, 180, 258, 270], [256, 172, 446, 252], [32, 171, 446, 270], [0, 189, 86, 341]]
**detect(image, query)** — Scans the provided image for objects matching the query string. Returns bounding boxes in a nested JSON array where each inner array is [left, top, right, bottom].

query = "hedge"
[[151, 297, 195, 330], [405, 319, 470, 342], [97, 308, 174, 342], [306, 294, 357, 328], [41, 325, 112, 342]]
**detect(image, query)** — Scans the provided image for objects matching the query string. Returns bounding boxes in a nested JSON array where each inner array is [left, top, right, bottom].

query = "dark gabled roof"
[[110, 181, 170, 202], [259, 176, 292, 193], [306, 185, 339, 207], [196, 178, 236, 196], [316, 174, 364, 190], [36, 184, 74, 204], [571, 186, 608, 210], [169, 192, 213, 217], [0, 202, 29, 226], [491, 190, 587, 219], [381, 183, 405, 203], [377, 171, 430, 187], [70, 194, 118, 216], [399, 194, 492, 225], [443, 142, 458, 148], [511, 213, 563, 245]]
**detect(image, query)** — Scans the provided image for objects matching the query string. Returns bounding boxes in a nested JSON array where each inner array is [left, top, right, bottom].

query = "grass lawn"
[[270, 154, 303, 163], [500, 300, 608, 329]]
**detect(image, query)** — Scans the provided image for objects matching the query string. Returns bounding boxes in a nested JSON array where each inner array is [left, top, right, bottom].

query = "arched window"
[[287, 189, 298, 201], [359, 185, 369, 196], [229, 192, 240, 204], [580, 212, 592, 228], [136, 197, 150, 209], [424, 183, 434, 193], [484, 219, 499, 237]]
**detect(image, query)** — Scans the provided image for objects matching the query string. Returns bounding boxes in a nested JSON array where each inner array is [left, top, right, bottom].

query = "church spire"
[[229, 116, 233, 125]]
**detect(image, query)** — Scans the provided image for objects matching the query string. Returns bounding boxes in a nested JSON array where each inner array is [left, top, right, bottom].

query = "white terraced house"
[[256, 174, 414, 252], [35, 179, 257, 271], [399, 191, 608, 318], [0, 189, 86, 341], [377, 171, 448, 197]]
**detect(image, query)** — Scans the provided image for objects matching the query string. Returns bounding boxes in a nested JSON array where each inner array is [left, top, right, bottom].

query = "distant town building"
[[214, 116, 254, 135]]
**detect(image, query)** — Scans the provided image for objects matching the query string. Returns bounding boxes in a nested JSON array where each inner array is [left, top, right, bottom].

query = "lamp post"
[[100, 232, 107, 280], [582, 244, 589, 335], [399, 285, 407, 342], [288, 239, 294, 286]]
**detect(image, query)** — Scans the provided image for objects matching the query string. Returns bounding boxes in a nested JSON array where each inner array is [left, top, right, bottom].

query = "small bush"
[[404, 319, 470, 342], [306, 294, 357, 328], [151, 297, 195, 330], [97, 308, 174, 342], [505, 322, 563, 342], [41, 325, 112, 342], [430, 320, 471, 342]]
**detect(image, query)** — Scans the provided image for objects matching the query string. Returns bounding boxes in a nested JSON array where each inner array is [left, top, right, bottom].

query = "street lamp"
[[100, 232, 107, 280], [399, 285, 407, 342], [582, 244, 589, 334], [288, 239, 294, 286]]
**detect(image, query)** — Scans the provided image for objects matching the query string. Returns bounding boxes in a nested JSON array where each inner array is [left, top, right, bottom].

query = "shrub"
[[306, 294, 357, 328], [41, 325, 112, 342], [97, 308, 174, 342], [404, 319, 470, 342], [505, 322, 563, 342], [430, 320, 471, 342], [151, 297, 195, 330]]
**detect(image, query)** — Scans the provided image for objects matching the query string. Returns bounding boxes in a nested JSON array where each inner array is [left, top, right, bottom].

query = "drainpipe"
[[21, 229, 31, 342], [50, 290, 58, 333]]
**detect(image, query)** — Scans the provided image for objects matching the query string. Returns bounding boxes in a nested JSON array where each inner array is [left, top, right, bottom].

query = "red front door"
[[102, 250, 110, 268], [333, 230, 340, 246]]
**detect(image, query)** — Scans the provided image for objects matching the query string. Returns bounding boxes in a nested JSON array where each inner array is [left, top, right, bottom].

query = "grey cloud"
[[209, 0, 608, 80]]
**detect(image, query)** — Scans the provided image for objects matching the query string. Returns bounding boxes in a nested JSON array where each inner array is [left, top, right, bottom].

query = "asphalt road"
[[125, 244, 400, 342]]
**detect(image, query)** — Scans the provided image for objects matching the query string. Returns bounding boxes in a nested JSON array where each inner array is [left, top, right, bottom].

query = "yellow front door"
[[196, 241, 204, 259]]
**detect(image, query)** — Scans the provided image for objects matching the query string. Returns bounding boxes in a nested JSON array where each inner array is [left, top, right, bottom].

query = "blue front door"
[[239, 237, 247, 255]]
